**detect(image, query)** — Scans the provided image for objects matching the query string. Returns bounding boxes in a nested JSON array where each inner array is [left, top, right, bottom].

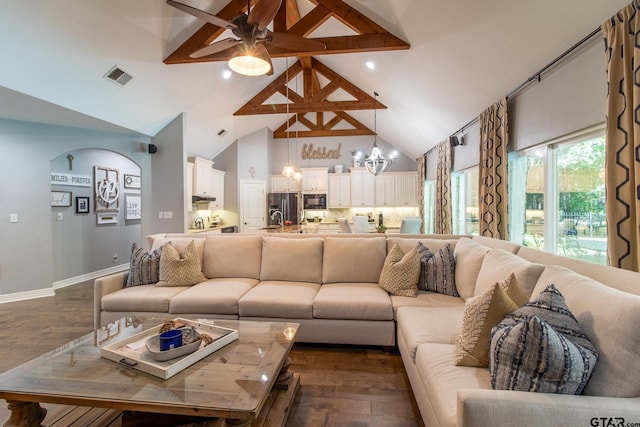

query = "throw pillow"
[[379, 244, 420, 297], [416, 242, 433, 291], [419, 243, 458, 296], [156, 240, 207, 287], [454, 274, 525, 367], [126, 243, 163, 287], [489, 284, 599, 394]]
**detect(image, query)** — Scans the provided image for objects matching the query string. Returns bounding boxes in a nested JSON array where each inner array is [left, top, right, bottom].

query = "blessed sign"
[[301, 143, 342, 160]]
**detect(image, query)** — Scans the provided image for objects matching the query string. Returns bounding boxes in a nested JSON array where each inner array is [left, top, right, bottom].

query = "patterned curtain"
[[417, 154, 427, 233], [478, 97, 509, 239], [435, 140, 452, 234], [602, 1, 640, 271]]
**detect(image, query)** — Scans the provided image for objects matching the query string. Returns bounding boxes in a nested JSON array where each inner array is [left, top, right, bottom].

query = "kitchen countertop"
[[243, 225, 305, 234]]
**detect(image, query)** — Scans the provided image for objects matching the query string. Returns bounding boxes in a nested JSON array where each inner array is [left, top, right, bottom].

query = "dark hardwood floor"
[[0, 282, 424, 426]]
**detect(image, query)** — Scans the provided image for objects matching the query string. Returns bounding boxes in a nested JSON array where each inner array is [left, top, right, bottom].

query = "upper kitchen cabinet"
[[301, 168, 328, 193], [189, 156, 225, 209], [328, 173, 351, 208], [374, 174, 396, 207], [271, 174, 302, 193], [395, 172, 418, 207], [350, 168, 375, 207]]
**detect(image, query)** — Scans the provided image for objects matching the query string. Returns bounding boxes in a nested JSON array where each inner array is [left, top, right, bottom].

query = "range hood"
[[192, 196, 217, 202]]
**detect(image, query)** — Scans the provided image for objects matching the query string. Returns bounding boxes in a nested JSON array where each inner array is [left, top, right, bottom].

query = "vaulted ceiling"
[[0, 0, 630, 160]]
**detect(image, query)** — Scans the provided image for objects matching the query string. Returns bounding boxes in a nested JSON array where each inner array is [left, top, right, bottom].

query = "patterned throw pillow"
[[489, 284, 599, 394], [417, 243, 458, 296], [454, 274, 526, 367], [379, 244, 421, 297], [126, 243, 163, 287], [156, 241, 207, 287], [416, 242, 432, 290]]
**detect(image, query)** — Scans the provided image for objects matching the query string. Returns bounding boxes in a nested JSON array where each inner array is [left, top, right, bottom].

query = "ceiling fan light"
[[228, 48, 271, 76]]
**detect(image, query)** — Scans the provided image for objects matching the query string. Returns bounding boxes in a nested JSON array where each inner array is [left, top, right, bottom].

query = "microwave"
[[303, 193, 327, 210]]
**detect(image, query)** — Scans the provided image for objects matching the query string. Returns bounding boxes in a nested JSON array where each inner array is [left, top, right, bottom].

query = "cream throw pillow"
[[156, 241, 206, 287], [378, 244, 420, 297], [454, 274, 526, 367]]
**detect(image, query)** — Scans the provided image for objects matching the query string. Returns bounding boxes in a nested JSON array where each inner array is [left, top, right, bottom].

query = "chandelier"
[[364, 92, 397, 175]]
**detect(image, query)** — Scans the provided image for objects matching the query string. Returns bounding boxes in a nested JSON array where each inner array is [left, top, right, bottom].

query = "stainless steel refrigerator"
[[267, 193, 300, 226]]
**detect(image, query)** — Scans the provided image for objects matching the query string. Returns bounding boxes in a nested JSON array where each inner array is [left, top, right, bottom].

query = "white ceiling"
[[0, 0, 629, 159]]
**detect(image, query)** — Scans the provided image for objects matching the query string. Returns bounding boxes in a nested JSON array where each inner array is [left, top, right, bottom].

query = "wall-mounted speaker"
[[148, 144, 158, 154]]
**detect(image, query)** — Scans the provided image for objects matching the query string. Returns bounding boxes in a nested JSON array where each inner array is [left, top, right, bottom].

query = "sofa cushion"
[[415, 343, 492, 427], [454, 274, 526, 368], [202, 235, 262, 280], [126, 242, 163, 287], [397, 306, 465, 360], [474, 249, 544, 298], [322, 237, 387, 283], [238, 281, 321, 319], [420, 243, 458, 296], [156, 241, 207, 287], [313, 283, 393, 321], [490, 284, 598, 394], [531, 266, 640, 397], [169, 278, 258, 315], [386, 237, 458, 257], [453, 238, 490, 300], [260, 237, 323, 283], [390, 291, 465, 319], [378, 245, 420, 297], [101, 284, 188, 313], [150, 237, 205, 267]]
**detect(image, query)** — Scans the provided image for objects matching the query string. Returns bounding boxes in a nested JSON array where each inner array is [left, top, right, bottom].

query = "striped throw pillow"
[[126, 243, 163, 287], [489, 284, 599, 394], [418, 243, 458, 296]]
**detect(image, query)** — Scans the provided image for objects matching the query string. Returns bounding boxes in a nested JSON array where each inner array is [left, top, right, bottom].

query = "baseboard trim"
[[53, 264, 129, 290], [0, 288, 55, 304]]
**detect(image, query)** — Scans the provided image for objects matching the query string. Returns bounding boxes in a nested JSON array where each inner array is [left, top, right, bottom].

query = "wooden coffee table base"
[[3, 373, 300, 427]]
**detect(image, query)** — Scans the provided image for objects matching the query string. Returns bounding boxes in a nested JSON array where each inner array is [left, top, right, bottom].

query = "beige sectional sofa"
[[94, 233, 640, 427]]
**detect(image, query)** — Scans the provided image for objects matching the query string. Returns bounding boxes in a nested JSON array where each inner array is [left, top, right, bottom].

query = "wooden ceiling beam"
[[275, 128, 374, 138]]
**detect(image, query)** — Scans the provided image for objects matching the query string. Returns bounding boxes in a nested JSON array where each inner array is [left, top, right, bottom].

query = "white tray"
[[100, 318, 238, 379]]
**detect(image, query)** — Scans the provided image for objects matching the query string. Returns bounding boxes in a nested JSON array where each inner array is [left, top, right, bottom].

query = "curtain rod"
[[449, 26, 602, 138]]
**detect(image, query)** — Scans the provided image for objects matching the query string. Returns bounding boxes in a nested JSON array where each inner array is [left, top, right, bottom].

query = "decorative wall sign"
[[301, 143, 342, 160], [51, 191, 72, 207], [97, 212, 118, 225], [94, 166, 120, 212], [50, 172, 92, 187], [124, 174, 141, 189], [75, 196, 90, 214], [125, 194, 142, 220]]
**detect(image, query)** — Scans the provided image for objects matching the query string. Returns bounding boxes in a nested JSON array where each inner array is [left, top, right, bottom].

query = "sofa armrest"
[[458, 389, 640, 427], [93, 272, 127, 329]]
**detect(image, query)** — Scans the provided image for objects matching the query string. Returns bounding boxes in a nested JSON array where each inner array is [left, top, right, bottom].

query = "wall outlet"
[[113, 253, 118, 263], [9, 214, 18, 223], [57, 212, 63, 221]]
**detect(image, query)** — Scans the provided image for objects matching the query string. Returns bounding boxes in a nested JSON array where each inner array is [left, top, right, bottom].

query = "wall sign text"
[[301, 143, 342, 160]]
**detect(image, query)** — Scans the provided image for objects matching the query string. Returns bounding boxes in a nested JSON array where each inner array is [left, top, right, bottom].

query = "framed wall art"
[[125, 194, 142, 220], [124, 174, 141, 189], [51, 191, 72, 207], [97, 212, 118, 225], [75, 196, 90, 214], [94, 166, 120, 212]]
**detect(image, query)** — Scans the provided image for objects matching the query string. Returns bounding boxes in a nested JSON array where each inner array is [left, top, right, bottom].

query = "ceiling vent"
[[103, 65, 133, 87], [217, 129, 228, 137]]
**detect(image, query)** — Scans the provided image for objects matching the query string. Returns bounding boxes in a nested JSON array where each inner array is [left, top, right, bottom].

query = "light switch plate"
[[164, 211, 173, 219], [9, 214, 18, 223]]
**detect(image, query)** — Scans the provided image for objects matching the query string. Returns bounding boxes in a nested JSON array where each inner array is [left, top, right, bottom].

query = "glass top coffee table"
[[0, 317, 299, 427]]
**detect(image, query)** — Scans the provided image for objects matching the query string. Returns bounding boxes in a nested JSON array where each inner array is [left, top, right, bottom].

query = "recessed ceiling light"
[[222, 70, 232, 79], [366, 61, 375, 70]]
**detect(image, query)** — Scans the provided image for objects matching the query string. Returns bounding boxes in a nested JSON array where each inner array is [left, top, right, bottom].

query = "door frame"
[[239, 179, 266, 233]]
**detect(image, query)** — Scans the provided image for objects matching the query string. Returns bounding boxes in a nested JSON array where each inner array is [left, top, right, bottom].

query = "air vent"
[[103, 65, 133, 87], [217, 129, 228, 137]]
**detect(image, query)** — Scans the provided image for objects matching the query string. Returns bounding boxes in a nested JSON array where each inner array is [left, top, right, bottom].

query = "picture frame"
[[75, 196, 90, 214], [97, 212, 118, 225], [125, 194, 142, 220], [51, 191, 72, 207], [124, 174, 141, 189]]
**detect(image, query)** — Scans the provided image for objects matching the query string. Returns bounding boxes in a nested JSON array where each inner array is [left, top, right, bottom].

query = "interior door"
[[240, 180, 266, 232]]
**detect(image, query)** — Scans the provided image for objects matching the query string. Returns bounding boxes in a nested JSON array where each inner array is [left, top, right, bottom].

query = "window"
[[423, 180, 435, 234], [508, 128, 606, 264], [451, 167, 479, 235]]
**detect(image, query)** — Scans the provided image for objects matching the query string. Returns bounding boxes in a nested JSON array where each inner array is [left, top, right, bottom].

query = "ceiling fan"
[[167, 0, 326, 76]]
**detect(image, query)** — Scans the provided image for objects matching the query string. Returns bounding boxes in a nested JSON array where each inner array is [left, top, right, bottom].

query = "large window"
[[509, 129, 606, 264], [452, 168, 479, 235]]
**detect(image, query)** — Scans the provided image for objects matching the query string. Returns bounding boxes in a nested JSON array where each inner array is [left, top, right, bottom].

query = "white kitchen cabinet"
[[189, 157, 225, 209], [209, 169, 225, 209], [350, 168, 376, 207], [328, 173, 351, 208], [301, 168, 328, 193], [375, 174, 396, 207], [395, 172, 419, 207], [271, 175, 302, 193]]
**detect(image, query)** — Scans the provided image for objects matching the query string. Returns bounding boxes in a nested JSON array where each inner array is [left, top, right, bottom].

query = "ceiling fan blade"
[[255, 44, 274, 76], [190, 38, 240, 58], [167, 0, 236, 29], [267, 31, 326, 52], [247, 0, 282, 31]]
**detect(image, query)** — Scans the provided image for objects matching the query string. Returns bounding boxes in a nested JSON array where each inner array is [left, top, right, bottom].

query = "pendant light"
[[364, 92, 397, 175], [282, 57, 295, 178]]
